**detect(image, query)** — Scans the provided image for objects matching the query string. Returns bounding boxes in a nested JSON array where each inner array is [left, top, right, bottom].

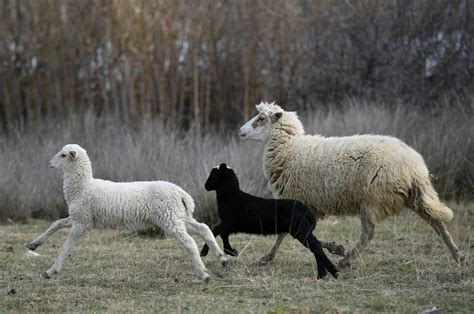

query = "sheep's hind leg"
[[27, 217, 72, 251], [186, 219, 228, 267], [416, 210, 464, 263], [43, 223, 87, 279], [258, 233, 287, 264], [169, 224, 210, 282], [339, 213, 374, 268]]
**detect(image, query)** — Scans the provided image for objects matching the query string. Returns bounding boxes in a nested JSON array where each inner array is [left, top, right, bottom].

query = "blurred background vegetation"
[[0, 0, 473, 223]]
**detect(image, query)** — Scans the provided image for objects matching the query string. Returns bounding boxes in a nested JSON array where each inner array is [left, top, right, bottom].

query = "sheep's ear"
[[271, 111, 283, 122], [219, 163, 227, 170], [69, 151, 77, 160]]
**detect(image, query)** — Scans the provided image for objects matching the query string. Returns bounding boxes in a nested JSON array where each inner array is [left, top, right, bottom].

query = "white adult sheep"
[[27, 144, 228, 282], [238, 102, 463, 267]]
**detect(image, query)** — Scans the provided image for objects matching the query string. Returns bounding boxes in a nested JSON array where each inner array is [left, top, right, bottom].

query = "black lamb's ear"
[[219, 163, 227, 170]]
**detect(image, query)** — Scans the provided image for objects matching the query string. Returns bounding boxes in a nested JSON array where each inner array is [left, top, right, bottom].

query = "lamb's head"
[[205, 163, 239, 191], [49, 144, 88, 171], [238, 102, 284, 141]]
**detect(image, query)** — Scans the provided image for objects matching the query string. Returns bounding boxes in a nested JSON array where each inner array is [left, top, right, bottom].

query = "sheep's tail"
[[181, 192, 195, 216], [415, 180, 453, 222]]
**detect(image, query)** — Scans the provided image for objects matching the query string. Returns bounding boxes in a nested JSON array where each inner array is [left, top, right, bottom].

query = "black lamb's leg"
[[292, 227, 339, 279], [307, 235, 339, 279], [201, 224, 223, 257], [221, 234, 239, 257]]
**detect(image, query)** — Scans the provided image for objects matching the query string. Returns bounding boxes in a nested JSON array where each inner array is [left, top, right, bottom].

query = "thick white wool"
[[258, 103, 453, 224]]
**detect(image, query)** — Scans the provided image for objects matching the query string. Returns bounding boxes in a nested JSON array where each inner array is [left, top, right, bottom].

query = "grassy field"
[[1, 202, 472, 313]]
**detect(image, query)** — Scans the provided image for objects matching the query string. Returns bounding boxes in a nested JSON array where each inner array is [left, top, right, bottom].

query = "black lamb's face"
[[205, 163, 238, 191]]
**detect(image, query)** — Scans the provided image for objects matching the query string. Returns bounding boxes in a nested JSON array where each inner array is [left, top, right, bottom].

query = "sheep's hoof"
[[225, 248, 239, 257], [338, 258, 351, 268], [326, 242, 345, 257], [42, 272, 51, 279], [27, 242, 40, 251], [332, 272, 340, 279], [203, 275, 210, 283]]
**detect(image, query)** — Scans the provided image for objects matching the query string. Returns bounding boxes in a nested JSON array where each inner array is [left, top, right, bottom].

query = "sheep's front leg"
[[258, 233, 287, 264], [43, 223, 87, 279], [27, 217, 73, 251], [321, 241, 346, 257], [339, 214, 374, 268]]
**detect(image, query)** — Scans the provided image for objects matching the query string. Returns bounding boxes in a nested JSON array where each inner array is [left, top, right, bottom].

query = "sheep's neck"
[[216, 186, 240, 202], [263, 126, 296, 196], [63, 163, 93, 205]]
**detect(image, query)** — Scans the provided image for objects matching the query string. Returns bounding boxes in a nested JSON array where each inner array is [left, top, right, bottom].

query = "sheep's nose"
[[49, 162, 53, 168], [238, 128, 246, 138]]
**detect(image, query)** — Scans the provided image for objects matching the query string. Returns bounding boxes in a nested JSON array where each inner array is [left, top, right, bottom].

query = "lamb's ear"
[[272, 111, 283, 122], [219, 163, 227, 170], [69, 151, 77, 160]]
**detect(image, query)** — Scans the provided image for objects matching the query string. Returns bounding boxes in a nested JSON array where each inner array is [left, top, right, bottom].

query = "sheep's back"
[[72, 180, 189, 230]]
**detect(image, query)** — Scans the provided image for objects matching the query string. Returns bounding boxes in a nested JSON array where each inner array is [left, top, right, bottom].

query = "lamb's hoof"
[[221, 258, 229, 268], [42, 272, 51, 279], [27, 243, 40, 251], [459, 254, 467, 264], [203, 275, 210, 283], [200, 248, 209, 257], [225, 248, 239, 257]]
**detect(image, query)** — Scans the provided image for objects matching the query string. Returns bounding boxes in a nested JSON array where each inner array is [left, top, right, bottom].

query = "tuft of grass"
[[0, 100, 472, 223], [0, 203, 472, 312]]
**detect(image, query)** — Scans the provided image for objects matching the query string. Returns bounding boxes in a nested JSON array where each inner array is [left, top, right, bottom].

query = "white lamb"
[[239, 102, 463, 267], [27, 144, 228, 282]]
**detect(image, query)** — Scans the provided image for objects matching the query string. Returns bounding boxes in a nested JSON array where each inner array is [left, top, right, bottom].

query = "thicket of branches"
[[1, 0, 473, 133]]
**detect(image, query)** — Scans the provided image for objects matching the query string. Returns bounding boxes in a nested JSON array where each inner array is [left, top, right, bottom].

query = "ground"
[[1, 203, 473, 313]]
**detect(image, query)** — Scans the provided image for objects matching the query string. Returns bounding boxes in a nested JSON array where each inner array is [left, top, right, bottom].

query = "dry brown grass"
[[1, 202, 472, 312]]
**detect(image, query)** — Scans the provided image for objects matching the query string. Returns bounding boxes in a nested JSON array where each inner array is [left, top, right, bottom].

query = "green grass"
[[1, 202, 473, 313]]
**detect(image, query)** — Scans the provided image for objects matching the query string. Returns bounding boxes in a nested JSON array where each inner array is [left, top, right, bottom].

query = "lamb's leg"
[[221, 234, 239, 257], [27, 217, 73, 251], [170, 226, 210, 282], [416, 210, 464, 262], [258, 233, 287, 264], [186, 219, 228, 267], [43, 223, 87, 279], [200, 224, 223, 257], [301, 234, 339, 279], [339, 213, 374, 268]]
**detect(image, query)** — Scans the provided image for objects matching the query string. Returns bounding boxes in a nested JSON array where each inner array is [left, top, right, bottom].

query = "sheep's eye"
[[60, 154, 67, 158], [257, 116, 265, 122]]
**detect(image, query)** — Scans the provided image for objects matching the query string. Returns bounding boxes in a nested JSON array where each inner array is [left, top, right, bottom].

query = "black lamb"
[[201, 163, 339, 279]]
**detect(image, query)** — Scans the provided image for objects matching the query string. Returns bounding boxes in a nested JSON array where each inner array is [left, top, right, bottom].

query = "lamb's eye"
[[60, 154, 66, 158]]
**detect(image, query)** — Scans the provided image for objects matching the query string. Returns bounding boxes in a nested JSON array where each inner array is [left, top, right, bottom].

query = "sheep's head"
[[205, 163, 239, 191], [49, 144, 87, 171], [239, 101, 284, 142]]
